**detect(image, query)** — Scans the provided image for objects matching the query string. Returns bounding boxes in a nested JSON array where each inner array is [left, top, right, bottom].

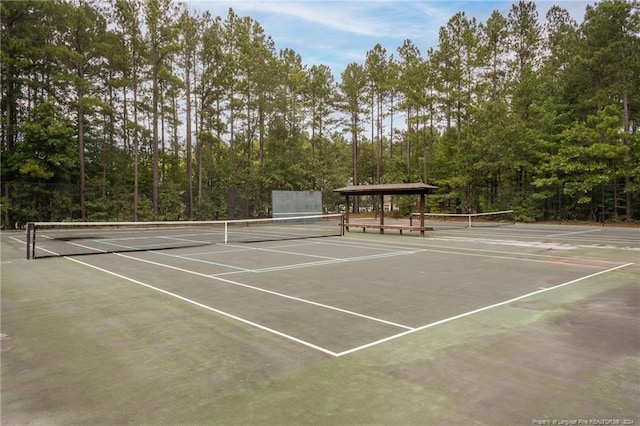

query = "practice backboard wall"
[[272, 191, 322, 217]]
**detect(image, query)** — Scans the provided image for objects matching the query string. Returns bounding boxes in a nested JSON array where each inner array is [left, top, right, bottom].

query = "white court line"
[[547, 229, 603, 238], [22, 237, 635, 357], [36, 233, 112, 254], [153, 249, 347, 274], [328, 238, 623, 268], [252, 251, 417, 273], [225, 243, 341, 261], [64, 257, 339, 357], [167, 239, 351, 258], [97, 238, 204, 250], [432, 223, 638, 237], [115, 253, 414, 330], [447, 229, 640, 245], [335, 262, 634, 357], [312, 239, 418, 253], [168, 246, 257, 257], [10, 235, 95, 257], [8, 236, 26, 245], [153, 251, 254, 272], [337, 241, 593, 267], [151, 240, 417, 274]]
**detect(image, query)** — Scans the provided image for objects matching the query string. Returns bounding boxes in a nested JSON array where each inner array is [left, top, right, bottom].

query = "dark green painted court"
[[2, 222, 638, 425]]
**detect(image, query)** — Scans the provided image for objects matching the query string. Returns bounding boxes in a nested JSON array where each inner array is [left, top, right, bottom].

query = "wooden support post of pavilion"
[[334, 183, 438, 236]]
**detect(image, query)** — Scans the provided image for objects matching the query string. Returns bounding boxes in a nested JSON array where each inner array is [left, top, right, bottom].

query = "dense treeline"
[[1, 0, 638, 226]]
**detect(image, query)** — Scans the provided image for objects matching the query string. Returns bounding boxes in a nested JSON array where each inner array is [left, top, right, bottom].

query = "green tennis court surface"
[[2, 224, 638, 424]]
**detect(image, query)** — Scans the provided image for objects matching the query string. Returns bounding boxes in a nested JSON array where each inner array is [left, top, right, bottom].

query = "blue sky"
[[185, 1, 590, 77]]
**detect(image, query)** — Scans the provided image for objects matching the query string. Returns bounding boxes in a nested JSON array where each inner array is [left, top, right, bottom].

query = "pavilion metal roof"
[[333, 182, 438, 196]]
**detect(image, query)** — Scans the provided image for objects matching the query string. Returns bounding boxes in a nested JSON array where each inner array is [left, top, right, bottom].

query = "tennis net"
[[26, 214, 344, 259], [410, 210, 515, 229]]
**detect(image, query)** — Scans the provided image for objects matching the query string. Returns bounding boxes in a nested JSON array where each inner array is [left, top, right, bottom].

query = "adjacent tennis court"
[[2, 220, 638, 424]]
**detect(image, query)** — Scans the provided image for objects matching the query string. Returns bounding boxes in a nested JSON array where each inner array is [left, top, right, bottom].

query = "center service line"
[[115, 253, 413, 330]]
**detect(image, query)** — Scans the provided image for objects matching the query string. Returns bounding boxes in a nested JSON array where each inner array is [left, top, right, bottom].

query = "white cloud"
[[184, 0, 592, 75], [189, 0, 452, 38], [221, 1, 400, 37]]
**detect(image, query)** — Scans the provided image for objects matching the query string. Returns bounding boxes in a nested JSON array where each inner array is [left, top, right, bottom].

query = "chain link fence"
[[2, 181, 638, 229], [1, 182, 348, 228]]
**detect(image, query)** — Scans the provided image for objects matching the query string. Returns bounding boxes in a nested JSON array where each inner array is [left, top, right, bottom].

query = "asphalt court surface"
[[3, 222, 638, 425], [42, 222, 637, 356], [413, 221, 640, 247]]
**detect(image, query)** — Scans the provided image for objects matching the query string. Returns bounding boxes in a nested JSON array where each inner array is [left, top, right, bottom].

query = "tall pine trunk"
[[152, 59, 159, 218], [185, 59, 193, 220], [77, 76, 86, 220]]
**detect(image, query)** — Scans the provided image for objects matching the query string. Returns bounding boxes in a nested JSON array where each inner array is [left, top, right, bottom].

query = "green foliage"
[[9, 102, 77, 183], [1, 0, 639, 226], [545, 106, 627, 204]]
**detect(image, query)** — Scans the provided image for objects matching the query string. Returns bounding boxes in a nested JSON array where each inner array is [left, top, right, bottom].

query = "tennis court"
[[2, 220, 638, 424]]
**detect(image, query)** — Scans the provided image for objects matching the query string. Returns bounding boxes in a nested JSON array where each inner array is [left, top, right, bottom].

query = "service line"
[[115, 253, 413, 330]]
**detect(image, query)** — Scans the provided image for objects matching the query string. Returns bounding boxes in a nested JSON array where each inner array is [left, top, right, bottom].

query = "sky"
[[185, 0, 591, 77]]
